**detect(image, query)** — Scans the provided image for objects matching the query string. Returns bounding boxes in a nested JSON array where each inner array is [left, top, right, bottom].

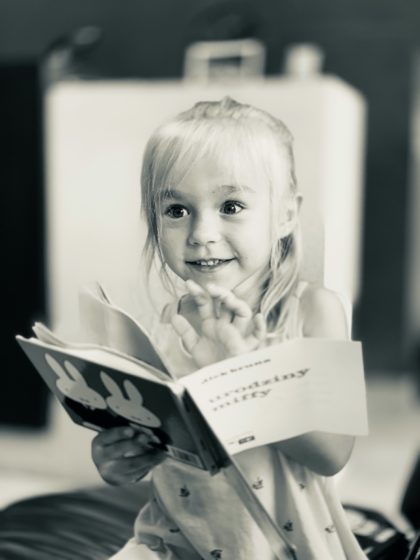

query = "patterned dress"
[[111, 282, 367, 560]]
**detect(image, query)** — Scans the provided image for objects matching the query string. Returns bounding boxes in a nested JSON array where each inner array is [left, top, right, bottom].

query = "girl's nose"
[[187, 214, 221, 245]]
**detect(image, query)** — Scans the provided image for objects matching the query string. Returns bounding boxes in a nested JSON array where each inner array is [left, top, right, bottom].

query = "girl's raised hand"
[[91, 426, 165, 486], [171, 280, 266, 368]]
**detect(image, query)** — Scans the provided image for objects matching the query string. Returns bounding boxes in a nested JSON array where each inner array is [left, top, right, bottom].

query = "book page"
[[19, 336, 168, 382], [79, 285, 173, 377], [181, 338, 368, 455]]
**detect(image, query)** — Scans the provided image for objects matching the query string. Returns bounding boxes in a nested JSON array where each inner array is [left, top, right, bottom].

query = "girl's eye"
[[165, 205, 189, 219], [221, 201, 244, 215]]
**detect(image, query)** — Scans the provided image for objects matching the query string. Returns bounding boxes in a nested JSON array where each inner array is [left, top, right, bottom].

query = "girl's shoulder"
[[299, 283, 350, 340]]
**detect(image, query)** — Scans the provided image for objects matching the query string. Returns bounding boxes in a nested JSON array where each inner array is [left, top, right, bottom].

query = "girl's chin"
[[179, 275, 236, 296], [183, 275, 260, 296], [180, 261, 268, 295], [191, 278, 236, 291]]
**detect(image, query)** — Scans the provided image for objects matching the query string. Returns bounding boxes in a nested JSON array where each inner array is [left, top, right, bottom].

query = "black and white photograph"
[[1, 2, 419, 559]]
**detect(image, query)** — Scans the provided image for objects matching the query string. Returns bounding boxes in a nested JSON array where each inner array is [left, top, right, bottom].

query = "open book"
[[17, 283, 367, 468], [16, 284, 368, 559]]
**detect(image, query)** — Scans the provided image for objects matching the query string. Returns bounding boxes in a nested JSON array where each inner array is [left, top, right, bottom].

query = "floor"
[[0, 372, 419, 533], [0, 468, 85, 510], [337, 372, 420, 531], [0, 396, 101, 509]]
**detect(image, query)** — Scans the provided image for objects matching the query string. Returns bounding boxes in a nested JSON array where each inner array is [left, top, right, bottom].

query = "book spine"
[[166, 386, 220, 474], [181, 390, 230, 474]]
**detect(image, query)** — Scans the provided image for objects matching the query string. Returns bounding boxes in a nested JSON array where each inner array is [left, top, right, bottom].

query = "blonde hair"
[[141, 97, 302, 338]]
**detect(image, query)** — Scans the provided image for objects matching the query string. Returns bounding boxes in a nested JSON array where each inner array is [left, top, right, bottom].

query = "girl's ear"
[[278, 193, 303, 238]]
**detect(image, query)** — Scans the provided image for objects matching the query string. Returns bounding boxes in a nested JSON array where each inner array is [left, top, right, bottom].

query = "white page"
[[18, 336, 170, 383], [181, 338, 368, 454], [79, 286, 172, 376]]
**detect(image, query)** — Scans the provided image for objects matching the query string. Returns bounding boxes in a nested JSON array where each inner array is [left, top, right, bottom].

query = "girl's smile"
[[158, 155, 278, 295], [186, 258, 235, 272]]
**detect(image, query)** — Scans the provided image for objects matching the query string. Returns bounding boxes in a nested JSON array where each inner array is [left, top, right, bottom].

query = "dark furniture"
[[0, 481, 412, 560]]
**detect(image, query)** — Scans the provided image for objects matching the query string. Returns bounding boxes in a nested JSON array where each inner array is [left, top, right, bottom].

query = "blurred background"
[[1, 0, 419, 535]]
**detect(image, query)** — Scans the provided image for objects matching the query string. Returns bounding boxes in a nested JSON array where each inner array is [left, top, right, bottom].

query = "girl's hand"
[[91, 426, 165, 485], [171, 280, 266, 368]]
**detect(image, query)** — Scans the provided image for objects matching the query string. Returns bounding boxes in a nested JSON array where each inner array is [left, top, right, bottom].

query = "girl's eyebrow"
[[162, 184, 255, 200], [161, 190, 184, 201], [217, 184, 256, 195]]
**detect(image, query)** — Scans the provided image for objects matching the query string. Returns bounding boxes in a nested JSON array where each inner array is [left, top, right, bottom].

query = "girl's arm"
[[274, 286, 355, 476]]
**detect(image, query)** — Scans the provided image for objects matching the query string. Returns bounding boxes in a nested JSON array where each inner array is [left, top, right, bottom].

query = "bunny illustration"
[[45, 353, 107, 410], [100, 371, 162, 428]]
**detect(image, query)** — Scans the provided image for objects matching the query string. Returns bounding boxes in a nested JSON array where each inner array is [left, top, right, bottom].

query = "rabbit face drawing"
[[100, 371, 162, 428], [45, 353, 107, 409]]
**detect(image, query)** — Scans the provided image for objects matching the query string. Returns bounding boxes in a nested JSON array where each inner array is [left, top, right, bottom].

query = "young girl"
[[92, 97, 367, 559]]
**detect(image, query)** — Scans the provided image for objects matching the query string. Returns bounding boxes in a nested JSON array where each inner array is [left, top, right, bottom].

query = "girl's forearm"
[[271, 288, 356, 476], [274, 432, 355, 476]]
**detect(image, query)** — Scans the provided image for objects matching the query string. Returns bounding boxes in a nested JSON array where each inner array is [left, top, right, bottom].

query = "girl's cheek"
[[161, 212, 187, 225], [163, 226, 187, 247]]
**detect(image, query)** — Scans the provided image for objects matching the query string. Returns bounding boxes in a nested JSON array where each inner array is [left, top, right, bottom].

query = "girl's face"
[[158, 154, 289, 298]]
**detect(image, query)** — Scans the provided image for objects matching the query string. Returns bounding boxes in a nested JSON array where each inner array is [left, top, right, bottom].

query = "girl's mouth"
[[186, 258, 233, 271]]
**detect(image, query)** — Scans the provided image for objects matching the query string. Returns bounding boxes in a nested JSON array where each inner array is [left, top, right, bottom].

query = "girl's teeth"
[[197, 259, 221, 266]]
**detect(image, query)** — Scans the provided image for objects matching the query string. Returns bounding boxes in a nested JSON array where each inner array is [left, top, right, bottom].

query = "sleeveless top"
[[132, 282, 367, 560]]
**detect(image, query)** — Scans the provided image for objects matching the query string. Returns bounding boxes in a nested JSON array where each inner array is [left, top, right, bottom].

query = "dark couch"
[[0, 482, 149, 560], [0, 481, 413, 559]]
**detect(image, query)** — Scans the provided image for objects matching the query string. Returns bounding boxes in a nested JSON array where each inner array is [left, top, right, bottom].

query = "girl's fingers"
[[104, 438, 149, 461], [185, 280, 215, 321], [92, 426, 137, 447], [216, 313, 267, 354], [206, 283, 252, 317], [171, 314, 199, 354], [253, 313, 267, 341], [93, 431, 151, 462], [206, 284, 252, 332], [176, 281, 267, 361], [217, 322, 251, 355], [244, 314, 267, 349], [100, 449, 165, 485], [213, 297, 222, 320]]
